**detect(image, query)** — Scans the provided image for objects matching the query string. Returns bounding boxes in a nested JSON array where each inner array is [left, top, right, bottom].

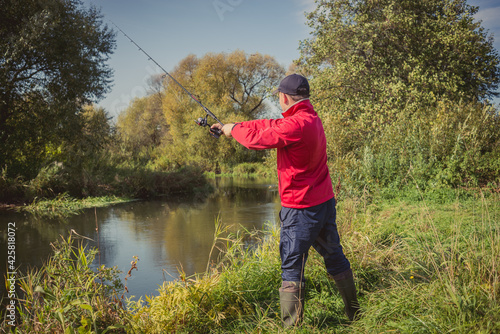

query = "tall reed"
[[1, 232, 130, 333]]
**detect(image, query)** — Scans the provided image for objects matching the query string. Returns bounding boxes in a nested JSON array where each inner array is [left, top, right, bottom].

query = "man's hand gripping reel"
[[195, 116, 223, 138]]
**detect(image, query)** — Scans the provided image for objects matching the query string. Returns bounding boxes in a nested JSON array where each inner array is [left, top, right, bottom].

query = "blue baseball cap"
[[273, 74, 310, 96]]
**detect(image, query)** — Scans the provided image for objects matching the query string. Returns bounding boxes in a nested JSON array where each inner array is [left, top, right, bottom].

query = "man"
[[211, 74, 360, 326]]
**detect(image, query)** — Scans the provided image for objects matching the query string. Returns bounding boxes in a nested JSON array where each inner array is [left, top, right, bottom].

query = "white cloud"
[[294, 0, 317, 25], [475, 6, 500, 58], [296, 0, 317, 12], [475, 6, 500, 31]]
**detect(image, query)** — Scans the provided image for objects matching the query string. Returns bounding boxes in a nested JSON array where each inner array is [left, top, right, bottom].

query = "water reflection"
[[0, 177, 280, 300]]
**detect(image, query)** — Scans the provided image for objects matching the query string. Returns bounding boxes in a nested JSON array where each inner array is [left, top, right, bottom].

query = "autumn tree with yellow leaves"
[[117, 51, 285, 171]]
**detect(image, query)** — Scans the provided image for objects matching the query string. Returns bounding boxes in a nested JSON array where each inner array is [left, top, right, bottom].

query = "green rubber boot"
[[279, 281, 305, 327], [331, 268, 361, 321]]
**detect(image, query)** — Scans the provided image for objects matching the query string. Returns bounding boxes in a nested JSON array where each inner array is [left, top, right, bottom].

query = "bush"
[[0, 167, 25, 203], [327, 101, 500, 196], [232, 162, 273, 177]]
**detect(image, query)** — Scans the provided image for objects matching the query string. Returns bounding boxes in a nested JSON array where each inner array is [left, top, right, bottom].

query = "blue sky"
[[82, 0, 500, 118]]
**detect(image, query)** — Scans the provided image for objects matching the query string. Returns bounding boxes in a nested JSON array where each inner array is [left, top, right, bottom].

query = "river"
[[0, 177, 280, 301]]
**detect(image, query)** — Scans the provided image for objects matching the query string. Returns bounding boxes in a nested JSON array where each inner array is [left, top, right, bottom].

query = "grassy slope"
[[128, 188, 499, 333], [5, 188, 498, 333]]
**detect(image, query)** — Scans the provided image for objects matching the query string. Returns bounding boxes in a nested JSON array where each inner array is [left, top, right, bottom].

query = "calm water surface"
[[0, 177, 280, 300]]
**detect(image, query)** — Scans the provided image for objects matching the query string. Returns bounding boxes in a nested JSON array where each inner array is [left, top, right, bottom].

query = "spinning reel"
[[195, 116, 223, 138]]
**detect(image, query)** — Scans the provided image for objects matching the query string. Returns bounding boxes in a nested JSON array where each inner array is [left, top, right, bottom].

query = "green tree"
[[0, 0, 115, 178], [301, 0, 499, 106], [61, 105, 116, 196], [299, 0, 500, 188], [116, 91, 169, 162]]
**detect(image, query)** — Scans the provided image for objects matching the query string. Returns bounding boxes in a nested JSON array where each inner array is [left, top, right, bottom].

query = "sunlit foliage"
[[299, 0, 500, 190]]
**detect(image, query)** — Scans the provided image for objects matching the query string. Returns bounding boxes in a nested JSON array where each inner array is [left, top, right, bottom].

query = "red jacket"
[[231, 99, 334, 208]]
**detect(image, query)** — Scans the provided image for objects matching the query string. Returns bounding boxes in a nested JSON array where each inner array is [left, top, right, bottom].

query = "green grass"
[[203, 162, 276, 179], [3, 187, 499, 333], [337, 188, 500, 333], [3, 233, 130, 333], [20, 193, 131, 218]]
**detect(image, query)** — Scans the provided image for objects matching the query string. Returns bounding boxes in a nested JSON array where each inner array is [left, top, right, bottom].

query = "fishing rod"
[[111, 21, 224, 138]]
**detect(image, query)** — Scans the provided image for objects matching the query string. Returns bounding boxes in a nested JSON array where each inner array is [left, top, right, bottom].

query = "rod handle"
[[209, 127, 222, 139]]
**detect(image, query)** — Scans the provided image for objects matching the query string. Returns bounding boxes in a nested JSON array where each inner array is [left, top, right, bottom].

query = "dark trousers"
[[279, 197, 350, 282]]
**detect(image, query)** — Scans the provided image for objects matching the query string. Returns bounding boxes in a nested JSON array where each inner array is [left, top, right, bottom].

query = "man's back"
[[231, 99, 334, 208]]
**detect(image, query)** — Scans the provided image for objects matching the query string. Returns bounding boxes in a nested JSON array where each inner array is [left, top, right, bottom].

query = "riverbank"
[[0, 165, 213, 218], [1, 164, 274, 218], [2, 187, 499, 333], [20, 194, 133, 218]]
